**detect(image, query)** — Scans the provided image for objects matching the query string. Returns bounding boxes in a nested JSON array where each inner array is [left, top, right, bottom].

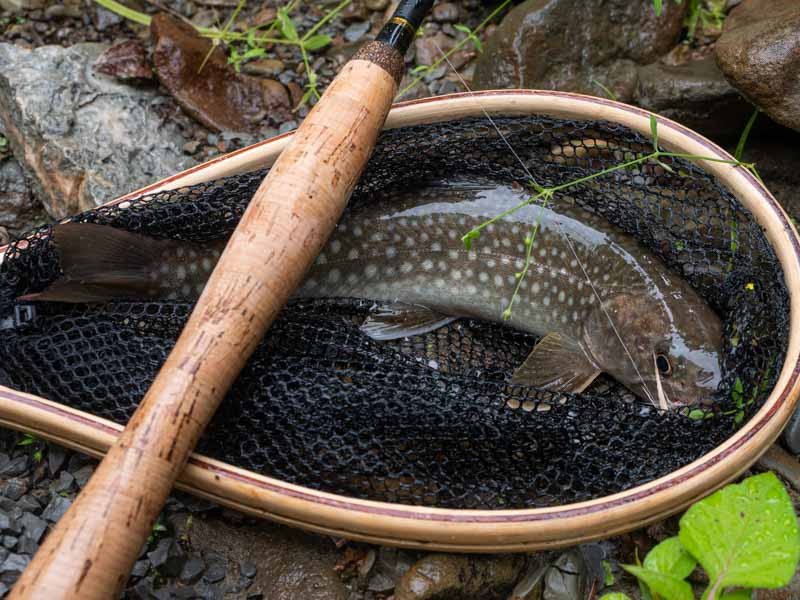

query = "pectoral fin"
[[511, 332, 601, 393], [361, 302, 457, 341]]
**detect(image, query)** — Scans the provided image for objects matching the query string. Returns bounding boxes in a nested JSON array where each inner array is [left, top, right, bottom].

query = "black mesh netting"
[[0, 116, 788, 509]]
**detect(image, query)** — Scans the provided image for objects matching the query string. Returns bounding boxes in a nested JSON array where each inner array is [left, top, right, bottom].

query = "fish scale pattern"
[[0, 116, 788, 508]]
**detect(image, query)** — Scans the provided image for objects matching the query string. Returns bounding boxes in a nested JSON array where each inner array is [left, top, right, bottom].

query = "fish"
[[20, 179, 723, 408]]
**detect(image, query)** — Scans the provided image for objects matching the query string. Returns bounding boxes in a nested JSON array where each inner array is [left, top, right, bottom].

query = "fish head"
[[582, 290, 723, 408]]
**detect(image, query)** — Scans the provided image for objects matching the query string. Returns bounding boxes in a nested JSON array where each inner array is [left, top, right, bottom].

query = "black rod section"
[[376, 0, 435, 55]]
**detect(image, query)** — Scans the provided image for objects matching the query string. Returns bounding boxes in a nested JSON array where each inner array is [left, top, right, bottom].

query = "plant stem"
[[94, 0, 151, 25]]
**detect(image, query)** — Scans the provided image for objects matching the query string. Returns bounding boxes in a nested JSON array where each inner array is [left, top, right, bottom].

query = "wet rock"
[[0, 158, 44, 236], [41, 494, 71, 522], [635, 56, 752, 138], [187, 517, 347, 600], [344, 20, 371, 43], [415, 32, 456, 67], [394, 553, 526, 600], [473, 0, 686, 102], [151, 13, 292, 133], [93, 40, 154, 81], [715, 0, 800, 132], [0, 42, 193, 219], [432, 2, 459, 23]]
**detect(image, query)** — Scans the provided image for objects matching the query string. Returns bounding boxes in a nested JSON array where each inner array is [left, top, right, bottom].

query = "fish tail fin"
[[19, 222, 167, 303]]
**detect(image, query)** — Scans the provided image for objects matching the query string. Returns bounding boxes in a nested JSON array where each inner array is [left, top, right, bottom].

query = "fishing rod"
[[8, 1, 434, 597]]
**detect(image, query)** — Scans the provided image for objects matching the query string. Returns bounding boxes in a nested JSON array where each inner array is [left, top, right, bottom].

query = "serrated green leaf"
[[644, 537, 697, 579], [680, 472, 800, 591], [599, 594, 631, 600], [304, 34, 332, 51], [277, 8, 298, 41], [623, 566, 694, 600]]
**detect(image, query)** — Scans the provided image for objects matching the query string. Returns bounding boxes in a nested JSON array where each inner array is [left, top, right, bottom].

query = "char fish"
[[21, 179, 723, 408]]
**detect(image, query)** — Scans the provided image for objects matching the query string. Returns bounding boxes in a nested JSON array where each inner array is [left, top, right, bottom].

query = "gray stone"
[[203, 553, 228, 583], [47, 444, 67, 476], [41, 494, 71, 522], [147, 537, 173, 568], [0, 43, 194, 220], [15, 495, 40, 513], [715, 0, 800, 132], [51, 470, 74, 493], [0, 456, 27, 478], [240, 560, 257, 578], [0, 0, 44, 11], [474, 0, 686, 102], [19, 512, 46, 543], [0, 514, 9, 531], [432, 2, 459, 22], [0, 552, 29, 582], [0, 536, 14, 550], [180, 556, 205, 584], [1, 478, 27, 501], [72, 465, 94, 488], [344, 21, 371, 43], [131, 558, 150, 578]]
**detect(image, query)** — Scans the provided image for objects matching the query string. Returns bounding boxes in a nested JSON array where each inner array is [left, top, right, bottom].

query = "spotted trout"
[[22, 179, 723, 408]]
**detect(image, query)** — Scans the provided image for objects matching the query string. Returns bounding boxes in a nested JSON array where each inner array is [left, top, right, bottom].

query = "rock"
[[0, 158, 44, 236], [415, 32, 456, 67], [0, 456, 28, 478], [72, 465, 94, 488], [0, 227, 8, 245], [47, 444, 66, 476], [131, 558, 150, 578], [715, 0, 800, 132], [0, 552, 29, 585], [344, 20, 371, 43], [180, 556, 206, 584], [250, 6, 276, 28], [341, 2, 368, 23], [635, 56, 753, 138], [242, 59, 285, 77], [50, 471, 74, 494], [366, 0, 389, 10], [1, 536, 15, 551], [93, 40, 154, 81], [1, 478, 27, 501], [394, 554, 526, 600], [187, 517, 347, 600], [0, 514, 9, 531], [0, 43, 194, 219], [203, 552, 228, 583], [151, 13, 292, 133], [240, 560, 257, 579], [473, 0, 686, 102], [0, 0, 43, 11], [432, 2, 459, 23], [41, 494, 71, 522]]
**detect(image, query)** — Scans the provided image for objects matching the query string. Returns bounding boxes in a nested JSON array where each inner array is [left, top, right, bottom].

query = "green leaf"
[[599, 595, 632, 600], [652, 0, 664, 16], [462, 230, 480, 250], [240, 47, 266, 61], [719, 590, 753, 600], [603, 560, 615, 586], [679, 472, 800, 591], [650, 114, 659, 151], [644, 537, 697, 579], [453, 23, 471, 34], [470, 34, 483, 53], [277, 8, 298, 41], [304, 34, 332, 51], [0, 135, 7, 149], [17, 434, 36, 446], [623, 566, 694, 600], [735, 110, 759, 162]]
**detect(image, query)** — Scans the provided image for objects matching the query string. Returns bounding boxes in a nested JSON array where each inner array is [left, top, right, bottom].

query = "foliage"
[[650, 0, 727, 41], [599, 472, 800, 600], [462, 116, 760, 320], [397, 0, 512, 99]]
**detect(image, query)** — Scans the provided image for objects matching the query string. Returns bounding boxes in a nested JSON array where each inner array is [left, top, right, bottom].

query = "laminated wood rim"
[[1, 90, 799, 552]]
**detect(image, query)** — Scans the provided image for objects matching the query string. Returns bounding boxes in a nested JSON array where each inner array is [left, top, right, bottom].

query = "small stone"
[[72, 465, 93, 488], [0, 514, 9, 531], [182, 140, 200, 154], [94, 40, 154, 81], [1, 478, 27, 501], [0, 537, 13, 550], [19, 512, 47, 543], [131, 558, 150, 578], [341, 2, 368, 23], [240, 560, 257, 578], [279, 120, 297, 135], [180, 556, 205, 584], [41, 495, 71, 522], [94, 5, 123, 31], [0, 456, 28, 478], [47, 445, 66, 476], [344, 21, 371, 43], [414, 32, 455, 66], [250, 6, 276, 28], [365, 0, 388, 9], [194, 581, 224, 600], [204, 560, 227, 583], [16, 495, 40, 513], [432, 2, 459, 22], [0, 0, 44, 11], [242, 58, 285, 77], [147, 538, 172, 568], [0, 552, 30, 582], [51, 471, 75, 494], [226, 574, 253, 594], [44, 0, 81, 18]]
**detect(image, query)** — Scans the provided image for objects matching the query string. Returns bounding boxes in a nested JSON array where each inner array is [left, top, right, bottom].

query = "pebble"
[[1, 537, 15, 551], [0, 552, 30, 582], [16, 495, 40, 514], [432, 2, 459, 23], [131, 558, 150, 578], [240, 560, 257, 578], [242, 58, 285, 77], [19, 512, 46, 544], [344, 20, 371, 43], [147, 538, 173, 568], [203, 553, 228, 583], [1, 478, 27, 501], [365, 0, 389, 9], [41, 494, 71, 522], [0, 513, 9, 531], [47, 445, 66, 476], [0, 456, 28, 478], [279, 120, 298, 134], [180, 556, 206, 584], [72, 465, 93, 488], [51, 470, 74, 493]]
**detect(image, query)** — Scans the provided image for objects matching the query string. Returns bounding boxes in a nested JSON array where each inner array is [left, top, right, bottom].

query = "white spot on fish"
[[448, 230, 458, 240], [177, 247, 185, 258], [434, 278, 445, 288], [438, 261, 448, 271], [160, 263, 170, 275], [347, 273, 358, 284], [181, 284, 191, 297], [189, 263, 198, 274], [353, 226, 363, 237], [539, 248, 547, 257], [558, 291, 565, 302], [466, 284, 477, 295], [202, 258, 212, 272], [452, 270, 462, 280], [487, 259, 497, 268], [405, 237, 415, 248], [317, 253, 328, 265]]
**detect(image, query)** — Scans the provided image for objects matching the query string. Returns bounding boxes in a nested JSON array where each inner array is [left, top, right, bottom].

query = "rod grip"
[[8, 58, 398, 600]]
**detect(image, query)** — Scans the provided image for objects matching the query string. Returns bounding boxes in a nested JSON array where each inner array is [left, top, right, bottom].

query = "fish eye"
[[655, 353, 672, 376]]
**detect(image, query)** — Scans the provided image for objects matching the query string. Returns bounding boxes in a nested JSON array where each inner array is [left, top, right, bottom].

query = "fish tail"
[[18, 222, 169, 303]]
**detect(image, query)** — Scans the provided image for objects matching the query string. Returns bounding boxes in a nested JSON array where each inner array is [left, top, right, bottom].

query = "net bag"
[[0, 108, 791, 514]]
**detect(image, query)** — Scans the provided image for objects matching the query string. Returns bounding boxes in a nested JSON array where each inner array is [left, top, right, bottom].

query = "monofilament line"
[[432, 40, 661, 408]]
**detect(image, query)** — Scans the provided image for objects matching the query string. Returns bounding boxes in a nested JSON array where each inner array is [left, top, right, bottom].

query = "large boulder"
[[0, 43, 194, 220], [715, 0, 800, 132], [473, 0, 686, 102]]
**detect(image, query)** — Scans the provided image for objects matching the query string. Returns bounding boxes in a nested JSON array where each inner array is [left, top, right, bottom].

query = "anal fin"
[[361, 302, 457, 341], [511, 332, 600, 393]]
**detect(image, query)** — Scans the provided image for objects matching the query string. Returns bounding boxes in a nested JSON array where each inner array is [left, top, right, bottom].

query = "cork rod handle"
[[7, 0, 432, 591]]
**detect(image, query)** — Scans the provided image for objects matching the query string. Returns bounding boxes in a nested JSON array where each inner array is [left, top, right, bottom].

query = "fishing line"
[[432, 41, 660, 407]]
